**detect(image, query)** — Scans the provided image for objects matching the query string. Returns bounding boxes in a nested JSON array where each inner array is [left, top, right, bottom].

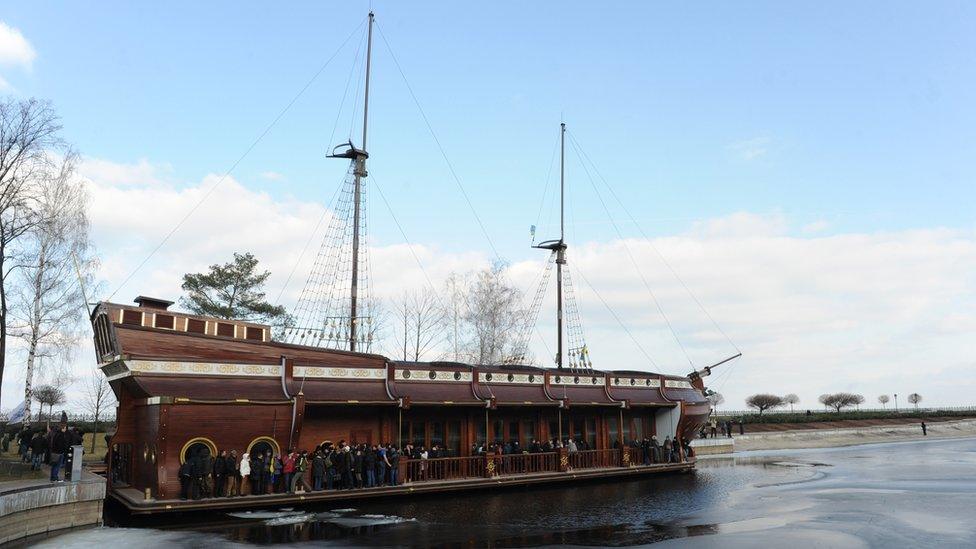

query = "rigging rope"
[[374, 22, 501, 261], [107, 18, 367, 302], [568, 131, 741, 356]]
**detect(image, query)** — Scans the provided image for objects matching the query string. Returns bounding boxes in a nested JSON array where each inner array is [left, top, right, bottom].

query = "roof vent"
[[134, 296, 174, 310]]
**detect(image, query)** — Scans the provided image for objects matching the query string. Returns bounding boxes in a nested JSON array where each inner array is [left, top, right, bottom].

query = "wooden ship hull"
[[93, 298, 713, 514]]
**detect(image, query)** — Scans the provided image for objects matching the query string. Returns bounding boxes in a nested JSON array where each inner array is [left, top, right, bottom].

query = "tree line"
[[720, 391, 926, 415]]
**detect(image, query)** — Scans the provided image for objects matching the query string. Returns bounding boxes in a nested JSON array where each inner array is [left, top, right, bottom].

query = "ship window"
[[217, 323, 235, 337], [154, 314, 174, 329], [122, 310, 142, 326], [180, 437, 217, 464], [403, 370, 411, 379], [485, 373, 493, 381], [186, 318, 206, 334], [428, 370, 437, 380], [573, 376, 580, 384], [507, 373, 515, 382], [453, 371, 462, 381], [528, 374, 535, 383], [245, 327, 263, 341], [646, 379, 652, 386], [591, 376, 598, 385], [247, 436, 280, 459]]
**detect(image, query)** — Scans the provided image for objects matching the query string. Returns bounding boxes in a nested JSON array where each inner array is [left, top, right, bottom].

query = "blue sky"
[[2, 2, 975, 408], [5, 1, 975, 255]]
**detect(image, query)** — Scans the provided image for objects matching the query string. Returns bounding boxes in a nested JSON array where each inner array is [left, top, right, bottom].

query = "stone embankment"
[[0, 471, 105, 545], [732, 418, 976, 451]]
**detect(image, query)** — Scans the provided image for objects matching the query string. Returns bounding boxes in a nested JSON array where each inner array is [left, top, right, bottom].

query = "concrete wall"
[[690, 437, 734, 455], [0, 472, 105, 545]]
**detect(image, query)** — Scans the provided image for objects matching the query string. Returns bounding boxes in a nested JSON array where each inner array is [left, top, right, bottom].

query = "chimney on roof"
[[134, 296, 174, 310]]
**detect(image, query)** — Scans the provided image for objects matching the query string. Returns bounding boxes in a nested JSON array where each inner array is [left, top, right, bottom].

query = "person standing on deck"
[[325, 447, 336, 490], [289, 450, 307, 493], [650, 436, 661, 464], [239, 451, 250, 496], [179, 458, 192, 500], [227, 450, 240, 497], [213, 450, 227, 497], [312, 450, 325, 490], [283, 450, 295, 493], [271, 453, 283, 493], [364, 446, 376, 487], [378, 444, 389, 487], [389, 445, 400, 486]]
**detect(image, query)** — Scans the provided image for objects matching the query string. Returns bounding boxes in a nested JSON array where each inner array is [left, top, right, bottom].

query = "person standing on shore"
[[921, 422, 927, 436], [49, 425, 68, 482], [709, 417, 718, 438]]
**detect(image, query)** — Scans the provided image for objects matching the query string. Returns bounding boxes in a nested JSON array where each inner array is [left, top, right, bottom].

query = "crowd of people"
[[702, 417, 738, 438], [178, 441, 403, 500], [7, 423, 85, 482]]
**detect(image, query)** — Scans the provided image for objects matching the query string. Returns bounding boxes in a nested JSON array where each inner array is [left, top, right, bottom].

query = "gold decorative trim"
[[246, 436, 281, 458], [664, 379, 694, 389], [179, 437, 217, 464]]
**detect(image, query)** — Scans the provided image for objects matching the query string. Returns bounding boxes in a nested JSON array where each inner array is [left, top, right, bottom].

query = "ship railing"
[[401, 455, 485, 483], [493, 451, 558, 476], [567, 448, 620, 470]]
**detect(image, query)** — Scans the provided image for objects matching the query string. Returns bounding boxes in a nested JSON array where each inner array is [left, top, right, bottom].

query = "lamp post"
[[894, 393, 898, 413]]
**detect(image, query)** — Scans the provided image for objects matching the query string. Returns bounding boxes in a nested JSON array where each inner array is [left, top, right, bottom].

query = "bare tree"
[[853, 394, 865, 410], [745, 393, 784, 415], [11, 157, 93, 426], [878, 394, 890, 409], [908, 393, 922, 410], [706, 391, 724, 412], [783, 393, 800, 413], [463, 261, 523, 365], [33, 384, 66, 426], [391, 288, 444, 362], [818, 392, 863, 413], [82, 373, 115, 452], [1, 98, 68, 405]]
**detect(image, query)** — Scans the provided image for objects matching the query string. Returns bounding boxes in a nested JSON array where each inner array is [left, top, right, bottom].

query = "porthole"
[[507, 373, 515, 382], [528, 374, 535, 383], [486, 373, 493, 381], [645, 378, 652, 386], [630, 378, 636, 386], [429, 370, 437, 380], [555, 375, 561, 383], [454, 371, 462, 381], [403, 370, 411, 379], [180, 437, 217, 464], [591, 376, 598, 385], [615, 377, 621, 385], [573, 376, 580, 384]]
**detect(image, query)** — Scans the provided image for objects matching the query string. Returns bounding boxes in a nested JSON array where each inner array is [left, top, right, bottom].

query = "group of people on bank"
[[10, 423, 83, 482], [703, 417, 739, 438], [179, 441, 403, 500]]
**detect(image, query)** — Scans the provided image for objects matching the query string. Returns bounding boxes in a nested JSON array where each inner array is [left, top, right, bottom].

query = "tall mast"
[[556, 122, 566, 370], [349, 11, 374, 352]]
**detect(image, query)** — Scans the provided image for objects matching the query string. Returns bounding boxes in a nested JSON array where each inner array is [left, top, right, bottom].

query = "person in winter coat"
[[364, 446, 377, 487], [283, 451, 296, 493], [650, 436, 661, 464], [179, 459, 193, 499], [30, 432, 48, 471], [312, 451, 326, 490], [239, 451, 251, 496], [271, 454, 283, 493], [213, 451, 226, 497], [49, 426, 68, 482], [251, 452, 265, 495], [226, 450, 240, 497]]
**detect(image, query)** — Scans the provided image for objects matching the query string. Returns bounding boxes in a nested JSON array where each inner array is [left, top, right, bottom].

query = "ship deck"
[[110, 460, 696, 515]]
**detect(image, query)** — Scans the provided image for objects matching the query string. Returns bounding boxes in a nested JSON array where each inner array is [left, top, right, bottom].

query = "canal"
[[37, 437, 976, 547]]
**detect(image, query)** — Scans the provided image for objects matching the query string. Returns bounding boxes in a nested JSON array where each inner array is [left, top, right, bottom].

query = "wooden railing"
[[567, 449, 620, 469], [399, 448, 689, 485], [494, 452, 558, 476], [401, 456, 485, 483]]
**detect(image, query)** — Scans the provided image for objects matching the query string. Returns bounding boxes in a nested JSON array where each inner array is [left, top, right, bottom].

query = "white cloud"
[[260, 171, 285, 181], [729, 136, 771, 161], [802, 219, 830, 234], [0, 21, 36, 68], [6, 160, 974, 413]]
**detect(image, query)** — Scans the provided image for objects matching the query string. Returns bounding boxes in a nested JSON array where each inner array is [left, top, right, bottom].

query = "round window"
[[645, 378, 652, 386], [507, 373, 515, 382], [429, 370, 437, 380], [573, 376, 580, 384], [591, 376, 598, 385], [615, 377, 620, 385], [528, 374, 535, 383], [454, 371, 462, 381], [630, 378, 636, 386], [403, 370, 411, 379], [485, 373, 493, 381], [554, 375, 561, 383]]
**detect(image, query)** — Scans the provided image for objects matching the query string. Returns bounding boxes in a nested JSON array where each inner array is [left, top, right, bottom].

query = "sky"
[[1, 2, 975, 412]]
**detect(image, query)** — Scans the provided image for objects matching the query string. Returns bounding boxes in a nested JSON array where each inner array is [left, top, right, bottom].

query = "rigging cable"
[[566, 132, 695, 369], [374, 22, 501, 261], [107, 17, 368, 302], [568, 131, 741, 356]]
